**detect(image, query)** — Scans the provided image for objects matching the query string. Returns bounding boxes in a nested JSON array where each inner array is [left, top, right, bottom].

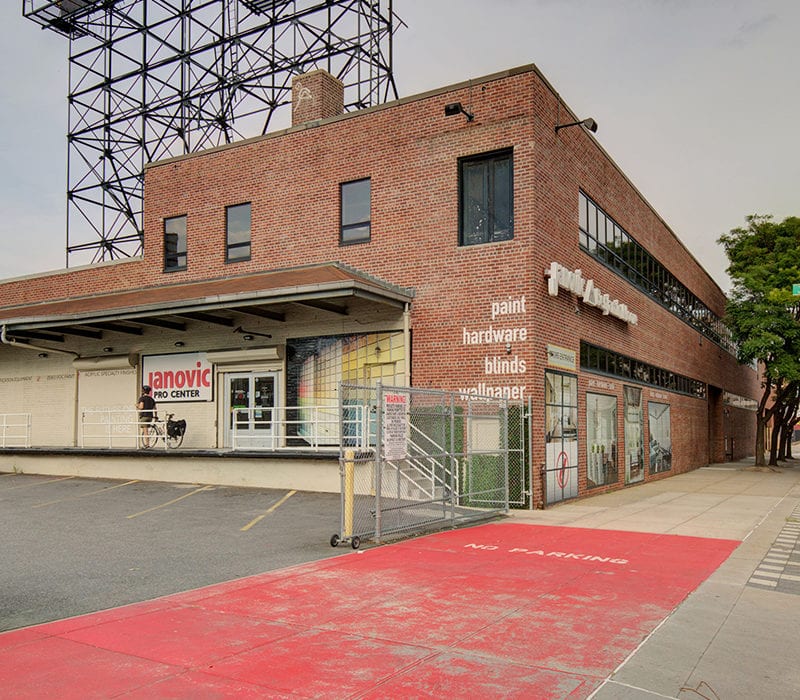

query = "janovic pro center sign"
[[142, 352, 213, 402]]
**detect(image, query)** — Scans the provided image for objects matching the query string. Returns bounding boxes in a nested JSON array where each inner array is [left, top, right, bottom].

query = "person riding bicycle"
[[137, 385, 157, 448]]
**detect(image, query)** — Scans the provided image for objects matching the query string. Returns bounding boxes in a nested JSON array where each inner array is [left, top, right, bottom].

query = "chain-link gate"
[[331, 383, 529, 548]]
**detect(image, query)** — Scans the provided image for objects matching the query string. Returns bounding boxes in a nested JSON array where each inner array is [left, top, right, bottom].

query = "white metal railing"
[[0, 413, 32, 448], [231, 404, 371, 451], [80, 409, 168, 450]]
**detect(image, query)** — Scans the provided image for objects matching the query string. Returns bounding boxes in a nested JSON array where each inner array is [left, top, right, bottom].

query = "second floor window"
[[578, 190, 735, 354], [164, 215, 187, 271], [226, 203, 251, 262], [459, 149, 513, 246], [340, 178, 371, 244]]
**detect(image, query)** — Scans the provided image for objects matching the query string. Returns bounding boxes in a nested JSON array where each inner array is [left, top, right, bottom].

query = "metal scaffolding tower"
[[23, 0, 401, 266]]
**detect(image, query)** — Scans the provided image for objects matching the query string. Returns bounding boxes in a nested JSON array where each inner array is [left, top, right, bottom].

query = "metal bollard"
[[344, 448, 355, 538]]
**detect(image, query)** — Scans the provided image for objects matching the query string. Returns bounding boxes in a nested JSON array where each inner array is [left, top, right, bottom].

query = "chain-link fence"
[[332, 383, 529, 548]]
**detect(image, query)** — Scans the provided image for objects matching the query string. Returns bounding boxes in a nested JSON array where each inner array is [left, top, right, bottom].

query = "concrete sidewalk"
[[510, 457, 800, 698]]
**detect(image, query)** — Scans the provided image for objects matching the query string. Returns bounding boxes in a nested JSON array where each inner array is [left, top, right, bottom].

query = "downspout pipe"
[[1, 324, 80, 358], [403, 303, 411, 386]]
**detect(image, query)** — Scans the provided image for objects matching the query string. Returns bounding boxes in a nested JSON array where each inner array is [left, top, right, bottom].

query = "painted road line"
[[0, 476, 75, 491], [33, 480, 139, 508], [127, 485, 212, 519], [749, 577, 778, 587], [241, 490, 297, 531], [753, 570, 780, 579], [765, 555, 789, 563]]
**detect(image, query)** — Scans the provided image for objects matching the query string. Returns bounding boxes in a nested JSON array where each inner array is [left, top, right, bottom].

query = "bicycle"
[[140, 413, 186, 449]]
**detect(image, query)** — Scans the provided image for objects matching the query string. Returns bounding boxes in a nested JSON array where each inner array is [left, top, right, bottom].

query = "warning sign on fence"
[[382, 392, 408, 460]]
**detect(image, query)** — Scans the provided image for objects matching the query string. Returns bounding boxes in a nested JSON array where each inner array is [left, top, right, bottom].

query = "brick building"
[[0, 64, 758, 505]]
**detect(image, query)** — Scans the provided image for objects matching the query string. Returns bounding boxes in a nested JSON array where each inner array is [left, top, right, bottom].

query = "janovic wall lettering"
[[462, 325, 527, 345], [147, 362, 211, 391], [484, 356, 526, 374], [459, 295, 528, 400]]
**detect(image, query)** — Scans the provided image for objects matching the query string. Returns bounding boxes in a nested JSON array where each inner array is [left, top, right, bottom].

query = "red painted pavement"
[[0, 523, 739, 698]]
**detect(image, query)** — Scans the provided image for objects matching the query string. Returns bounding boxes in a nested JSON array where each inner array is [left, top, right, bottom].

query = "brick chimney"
[[291, 70, 345, 126]]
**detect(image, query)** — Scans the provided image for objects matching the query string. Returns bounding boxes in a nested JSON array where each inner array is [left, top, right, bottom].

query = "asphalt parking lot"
[[0, 472, 345, 632]]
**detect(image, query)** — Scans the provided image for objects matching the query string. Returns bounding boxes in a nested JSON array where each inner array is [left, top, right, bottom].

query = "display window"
[[648, 402, 672, 473], [586, 392, 618, 488], [285, 331, 406, 445], [624, 386, 644, 484]]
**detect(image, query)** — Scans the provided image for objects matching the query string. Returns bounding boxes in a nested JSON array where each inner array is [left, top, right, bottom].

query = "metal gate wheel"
[[351, 536, 361, 550], [330, 534, 340, 547]]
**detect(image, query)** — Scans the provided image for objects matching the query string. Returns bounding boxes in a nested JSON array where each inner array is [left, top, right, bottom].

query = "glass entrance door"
[[544, 371, 579, 504], [224, 372, 278, 449], [623, 386, 644, 484]]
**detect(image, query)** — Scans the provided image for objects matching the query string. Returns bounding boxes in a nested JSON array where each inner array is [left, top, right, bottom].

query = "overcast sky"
[[1, 0, 797, 291]]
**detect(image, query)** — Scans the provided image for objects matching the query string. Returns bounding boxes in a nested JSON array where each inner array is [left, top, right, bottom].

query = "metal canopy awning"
[[0, 263, 414, 345]]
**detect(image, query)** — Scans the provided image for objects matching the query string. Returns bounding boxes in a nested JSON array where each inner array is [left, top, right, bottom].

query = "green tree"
[[719, 215, 800, 466]]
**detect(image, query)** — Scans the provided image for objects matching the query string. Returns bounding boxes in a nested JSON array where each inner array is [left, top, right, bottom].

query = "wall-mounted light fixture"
[[38, 352, 48, 359], [174, 341, 185, 348], [102, 346, 114, 353], [444, 101, 474, 122], [554, 117, 598, 134], [243, 335, 254, 341]]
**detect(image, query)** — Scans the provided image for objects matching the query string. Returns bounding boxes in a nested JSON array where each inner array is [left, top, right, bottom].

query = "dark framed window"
[[624, 386, 644, 484], [164, 215, 187, 271], [459, 149, 513, 246], [580, 340, 707, 400], [578, 190, 735, 354], [648, 402, 672, 474], [340, 178, 371, 244], [226, 203, 251, 262]]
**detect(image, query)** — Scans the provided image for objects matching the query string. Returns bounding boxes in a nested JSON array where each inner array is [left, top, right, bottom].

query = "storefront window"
[[544, 371, 578, 503], [285, 331, 406, 444], [648, 402, 672, 473], [624, 386, 644, 483], [586, 392, 618, 488]]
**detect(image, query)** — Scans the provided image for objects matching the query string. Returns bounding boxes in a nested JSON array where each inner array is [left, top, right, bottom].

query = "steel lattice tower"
[[23, 0, 401, 266]]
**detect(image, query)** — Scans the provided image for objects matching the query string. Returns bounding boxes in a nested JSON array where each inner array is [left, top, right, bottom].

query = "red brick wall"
[[0, 65, 759, 498], [143, 66, 758, 489]]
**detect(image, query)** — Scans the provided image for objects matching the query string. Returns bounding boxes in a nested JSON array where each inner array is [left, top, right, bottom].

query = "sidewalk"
[[2, 457, 799, 698], [510, 457, 800, 698]]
